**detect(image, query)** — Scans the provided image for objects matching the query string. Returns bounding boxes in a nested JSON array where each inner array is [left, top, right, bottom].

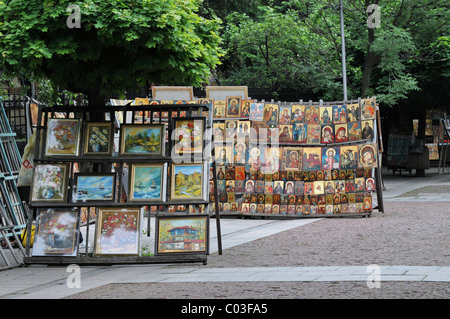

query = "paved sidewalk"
[[1, 167, 449, 299]]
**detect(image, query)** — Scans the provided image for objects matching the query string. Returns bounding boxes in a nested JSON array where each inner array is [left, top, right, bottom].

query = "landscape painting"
[[120, 124, 164, 156], [129, 164, 166, 202], [73, 173, 115, 202], [171, 163, 204, 201], [156, 216, 209, 255]]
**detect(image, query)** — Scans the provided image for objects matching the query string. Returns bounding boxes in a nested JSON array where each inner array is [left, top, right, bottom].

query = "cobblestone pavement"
[[66, 200, 450, 299]]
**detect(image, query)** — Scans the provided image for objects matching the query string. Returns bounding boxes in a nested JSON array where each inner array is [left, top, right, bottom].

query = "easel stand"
[[23, 104, 222, 266]]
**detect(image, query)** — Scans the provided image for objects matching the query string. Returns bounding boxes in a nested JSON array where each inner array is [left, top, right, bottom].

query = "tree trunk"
[[361, 0, 379, 98]]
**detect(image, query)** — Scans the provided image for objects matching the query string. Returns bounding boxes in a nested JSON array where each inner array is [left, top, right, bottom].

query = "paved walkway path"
[[1, 167, 449, 299]]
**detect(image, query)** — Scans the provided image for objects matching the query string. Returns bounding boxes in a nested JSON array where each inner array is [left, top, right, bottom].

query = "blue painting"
[[130, 165, 164, 201], [75, 175, 115, 201]]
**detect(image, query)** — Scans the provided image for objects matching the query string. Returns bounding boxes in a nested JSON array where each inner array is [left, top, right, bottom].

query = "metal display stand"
[[23, 103, 222, 265], [439, 116, 450, 174]]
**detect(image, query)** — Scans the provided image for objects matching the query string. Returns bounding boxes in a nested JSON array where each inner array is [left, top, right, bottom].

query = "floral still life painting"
[[83, 122, 114, 155], [173, 118, 204, 154], [32, 209, 80, 257], [94, 208, 141, 256], [45, 118, 81, 156], [31, 163, 69, 203]]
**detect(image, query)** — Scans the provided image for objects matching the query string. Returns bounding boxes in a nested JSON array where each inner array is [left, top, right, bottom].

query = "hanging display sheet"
[[209, 96, 380, 217]]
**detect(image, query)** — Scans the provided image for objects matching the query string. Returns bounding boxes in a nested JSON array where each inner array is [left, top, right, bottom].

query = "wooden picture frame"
[[45, 118, 81, 156], [155, 215, 209, 255], [283, 147, 302, 171], [129, 163, 167, 202], [151, 86, 194, 100], [82, 121, 114, 156], [93, 207, 142, 257], [225, 96, 241, 118], [170, 162, 207, 202], [30, 163, 70, 203], [206, 86, 248, 100], [72, 173, 116, 202], [119, 124, 165, 156], [172, 117, 205, 155], [249, 102, 264, 121], [32, 208, 81, 257]]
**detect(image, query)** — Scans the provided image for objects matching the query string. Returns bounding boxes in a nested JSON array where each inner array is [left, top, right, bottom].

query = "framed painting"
[[348, 121, 362, 141], [119, 124, 165, 156], [224, 120, 238, 140], [212, 123, 225, 142], [335, 124, 349, 143], [173, 117, 205, 155], [206, 86, 248, 100], [237, 121, 251, 139], [263, 103, 279, 125], [322, 147, 340, 170], [82, 122, 114, 156], [226, 96, 241, 117], [347, 103, 361, 122], [361, 98, 376, 120], [45, 118, 81, 156], [250, 121, 268, 142], [283, 148, 302, 171], [291, 104, 305, 123], [340, 145, 359, 170], [305, 106, 320, 124], [215, 145, 232, 165], [247, 146, 265, 171], [358, 144, 377, 168], [151, 86, 193, 100], [249, 102, 264, 121], [306, 124, 321, 144], [31, 163, 69, 203], [264, 147, 281, 173], [73, 173, 116, 202], [233, 141, 247, 165], [321, 125, 334, 144], [94, 207, 142, 257], [320, 106, 333, 125], [293, 123, 307, 143], [170, 162, 206, 202], [155, 215, 209, 255], [361, 120, 375, 140], [213, 100, 226, 119], [240, 99, 252, 117], [279, 106, 292, 124], [32, 209, 81, 257], [279, 124, 293, 143], [129, 163, 167, 202], [302, 147, 322, 171], [333, 105, 347, 124]]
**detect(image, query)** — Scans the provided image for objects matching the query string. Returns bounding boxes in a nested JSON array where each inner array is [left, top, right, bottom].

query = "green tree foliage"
[[220, 8, 350, 100], [212, 0, 449, 106], [0, 0, 224, 104]]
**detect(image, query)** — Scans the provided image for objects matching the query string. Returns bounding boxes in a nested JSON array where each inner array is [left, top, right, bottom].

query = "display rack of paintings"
[[211, 96, 382, 218], [23, 102, 216, 265]]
